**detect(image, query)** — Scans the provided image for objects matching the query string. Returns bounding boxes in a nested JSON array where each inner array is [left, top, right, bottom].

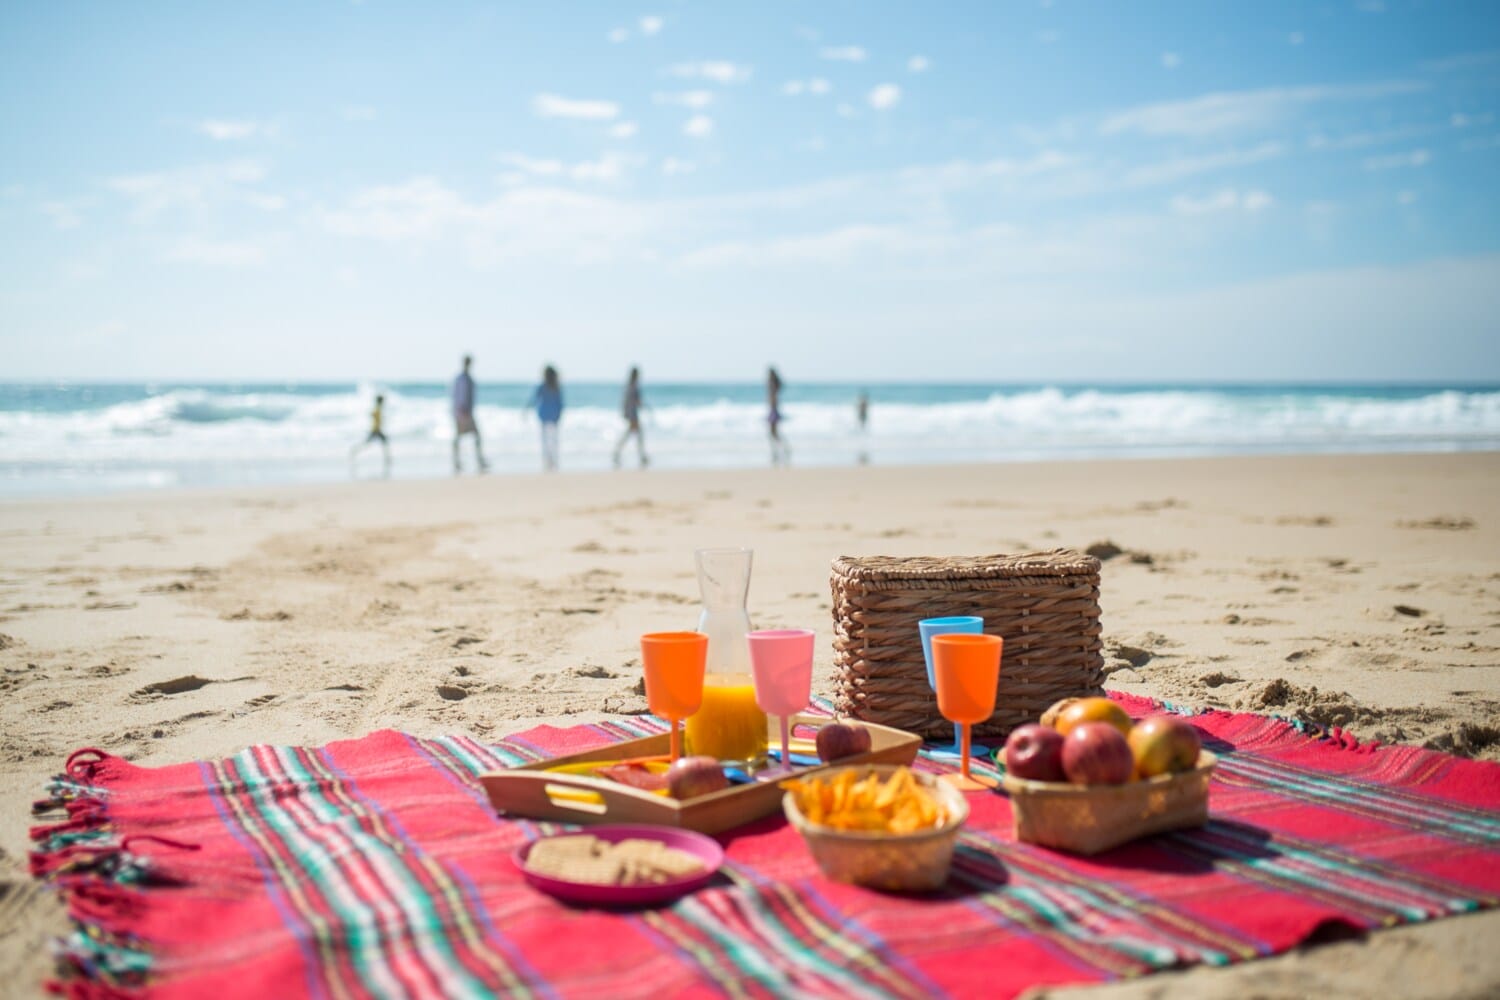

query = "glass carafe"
[[685, 547, 767, 765]]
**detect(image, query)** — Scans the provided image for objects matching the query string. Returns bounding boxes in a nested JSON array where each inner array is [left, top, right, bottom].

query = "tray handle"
[[480, 770, 675, 825]]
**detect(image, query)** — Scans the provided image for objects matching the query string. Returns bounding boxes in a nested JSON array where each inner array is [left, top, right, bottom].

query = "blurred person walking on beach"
[[527, 365, 564, 471], [349, 393, 391, 477], [767, 366, 790, 466], [855, 390, 870, 466], [612, 366, 649, 469], [451, 355, 488, 474]]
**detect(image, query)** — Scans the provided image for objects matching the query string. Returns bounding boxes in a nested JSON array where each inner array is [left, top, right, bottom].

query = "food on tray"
[[666, 755, 730, 799], [1061, 722, 1135, 785], [814, 721, 872, 763], [1127, 714, 1203, 778], [1053, 697, 1133, 739], [1003, 723, 1066, 782], [525, 834, 706, 886], [783, 766, 947, 834], [595, 762, 671, 792]]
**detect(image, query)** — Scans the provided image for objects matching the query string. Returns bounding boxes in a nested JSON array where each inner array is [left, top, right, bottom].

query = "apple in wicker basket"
[[1127, 715, 1202, 778], [1003, 724, 1067, 783], [1060, 722, 1135, 785]]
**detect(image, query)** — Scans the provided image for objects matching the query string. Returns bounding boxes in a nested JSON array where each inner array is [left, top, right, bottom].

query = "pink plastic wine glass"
[[747, 629, 815, 778]]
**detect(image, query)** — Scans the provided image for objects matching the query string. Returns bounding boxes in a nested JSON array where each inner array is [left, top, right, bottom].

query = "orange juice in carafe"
[[685, 674, 768, 764]]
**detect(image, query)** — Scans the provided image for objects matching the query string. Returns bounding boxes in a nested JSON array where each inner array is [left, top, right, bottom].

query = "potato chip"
[[783, 768, 947, 834]]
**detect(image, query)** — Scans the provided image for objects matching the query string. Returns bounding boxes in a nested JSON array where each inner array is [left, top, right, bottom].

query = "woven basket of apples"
[[1000, 698, 1215, 855]]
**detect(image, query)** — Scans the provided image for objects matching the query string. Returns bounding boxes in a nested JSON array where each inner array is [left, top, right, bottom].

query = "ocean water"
[[1, 381, 1497, 497]]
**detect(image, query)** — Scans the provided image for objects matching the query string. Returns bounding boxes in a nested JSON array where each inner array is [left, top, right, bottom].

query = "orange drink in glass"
[[932, 633, 1003, 790], [640, 631, 708, 761], [685, 676, 767, 765]]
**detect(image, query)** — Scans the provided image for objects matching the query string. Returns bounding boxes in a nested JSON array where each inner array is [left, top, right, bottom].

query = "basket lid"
[[831, 549, 1099, 584]]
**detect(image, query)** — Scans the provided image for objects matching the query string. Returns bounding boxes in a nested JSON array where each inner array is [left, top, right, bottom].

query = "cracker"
[[525, 835, 706, 886]]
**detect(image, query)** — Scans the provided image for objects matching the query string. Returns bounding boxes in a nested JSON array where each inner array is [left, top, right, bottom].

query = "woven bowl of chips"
[[782, 765, 969, 892]]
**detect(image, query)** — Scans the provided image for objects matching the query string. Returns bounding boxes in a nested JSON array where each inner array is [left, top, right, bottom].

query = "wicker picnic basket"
[[829, 550, 1105, 739]]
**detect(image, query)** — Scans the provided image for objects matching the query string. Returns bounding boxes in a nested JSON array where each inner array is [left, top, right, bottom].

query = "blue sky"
[[2, 0, 1498, 382]]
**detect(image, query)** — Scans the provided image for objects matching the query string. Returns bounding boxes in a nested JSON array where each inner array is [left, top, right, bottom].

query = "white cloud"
[[609, 121, 639, 139], [340, 106, 377, 122], [498, 153, 564, 177], [1421, 49, 1500, 73], [819, 46, 866, 62], [908, 55, 930, 73], [1169, 188, 1274, 215], [639, 15, 663, 36], [1305, 124, 1434, 151], [683, 115, 714, 138], [532, 93, 620, 120], [1242, 190, 1274, 212], [1101, 80, 1427, 136], [662, 157, 696, 176], [668, 61, 752, 84], [1363, 148, 1431, 170], [499, 151, 641, 183], [320, 177, 659, 265], [607, 27, 629, 44], [868, 84, 902, 111], [783, 78, 831, 97], [1161, 52, 1181, 70], [654, 90, 714, 109], [39, 201, 83, 229], [1123, 141, 1285, 187], [107, 160, 271, 221], [1289, 31, 1305, 45], [198, 119, 272, 141], [166, 236, 267, 267]]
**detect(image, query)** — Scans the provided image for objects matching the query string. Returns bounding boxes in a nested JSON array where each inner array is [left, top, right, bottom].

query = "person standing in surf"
[[612, 366, 649, 469], [451, 355, 488, 474], [767, 366, 790, 466], [527, 364, 564, 471]]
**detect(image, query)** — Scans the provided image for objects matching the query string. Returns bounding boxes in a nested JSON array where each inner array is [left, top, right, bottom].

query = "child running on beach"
[[349, 394, 390, 476]]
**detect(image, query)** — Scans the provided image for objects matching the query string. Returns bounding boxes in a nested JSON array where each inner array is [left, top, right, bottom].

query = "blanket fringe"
[[30, 751, 155, 996]]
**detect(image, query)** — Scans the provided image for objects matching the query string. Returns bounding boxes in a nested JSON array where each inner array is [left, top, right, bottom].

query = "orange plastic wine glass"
[[639, 631, 708, 761], [932, 633, 1003, 790]]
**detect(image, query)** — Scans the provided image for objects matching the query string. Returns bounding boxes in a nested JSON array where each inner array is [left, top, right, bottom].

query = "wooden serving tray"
[[480, 715, 922, 835]]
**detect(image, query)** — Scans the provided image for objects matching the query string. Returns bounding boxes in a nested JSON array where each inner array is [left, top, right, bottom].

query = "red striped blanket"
[[30, 693, 1500, 999]]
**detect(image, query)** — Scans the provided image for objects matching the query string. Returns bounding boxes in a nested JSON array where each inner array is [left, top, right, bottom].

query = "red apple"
[[1003, 724, 1067, 782], [815, 722, 872, 762], [1128, 715, 1202, 778], [1061, 722, 1135, 785], [666, 756, 729, 799]]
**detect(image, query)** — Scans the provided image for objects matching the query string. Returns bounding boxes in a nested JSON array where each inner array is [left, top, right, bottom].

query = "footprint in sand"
[[1396, 516, 1476, 531], [135, 675, 214, 697]]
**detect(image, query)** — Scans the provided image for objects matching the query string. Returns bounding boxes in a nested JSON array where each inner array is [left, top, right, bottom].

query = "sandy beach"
[[1, 451, 1497, 998]]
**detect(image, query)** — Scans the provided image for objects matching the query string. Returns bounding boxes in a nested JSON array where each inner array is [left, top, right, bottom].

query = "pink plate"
[[513, 824, 725, 907]]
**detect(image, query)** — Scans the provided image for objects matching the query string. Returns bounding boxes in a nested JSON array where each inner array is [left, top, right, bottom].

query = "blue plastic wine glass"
[[918, 616, 984, 759]]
